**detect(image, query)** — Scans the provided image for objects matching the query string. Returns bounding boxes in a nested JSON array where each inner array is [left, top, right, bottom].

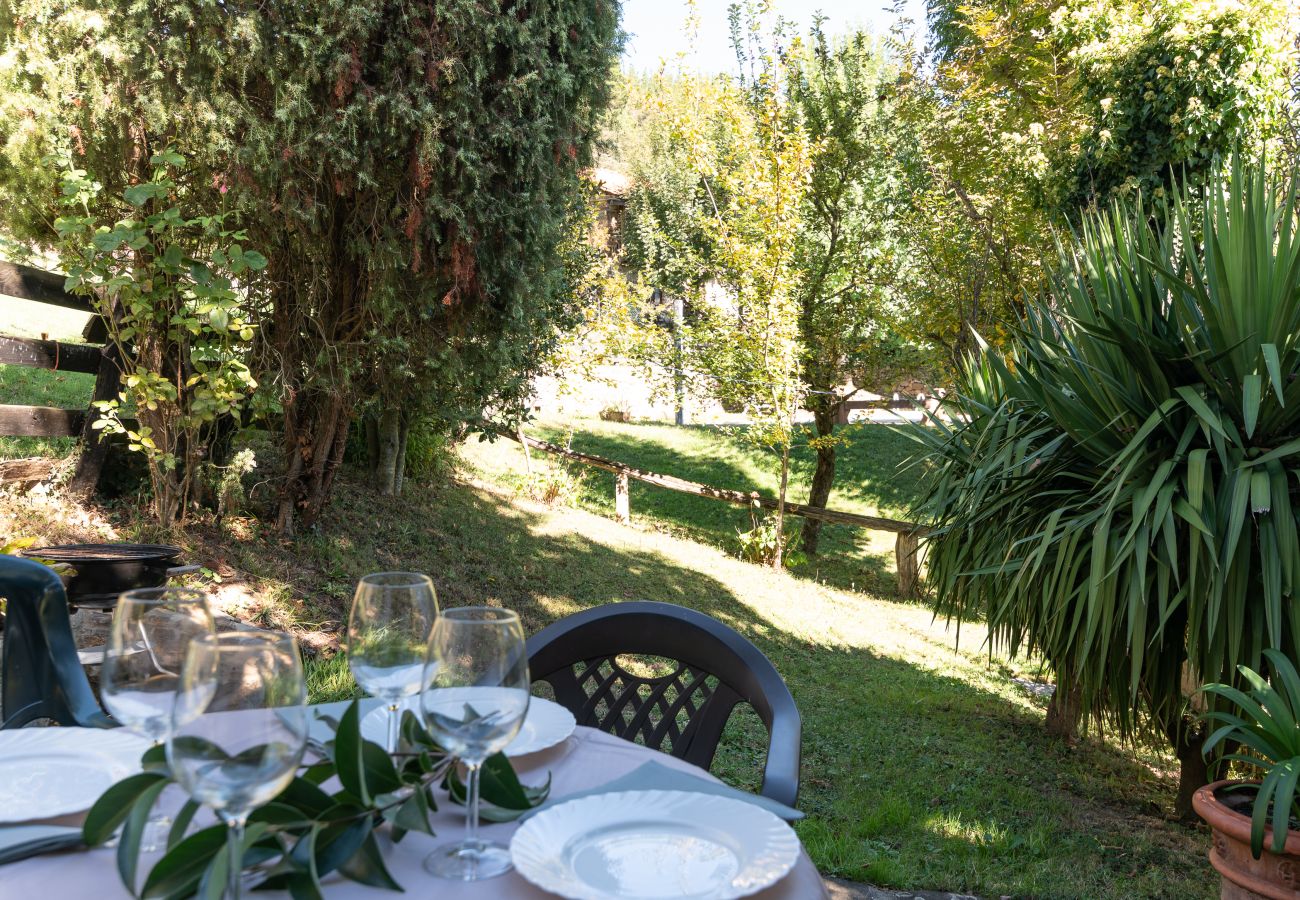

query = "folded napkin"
[[522, 760, 803, 822], [0, 825, 84, 866]]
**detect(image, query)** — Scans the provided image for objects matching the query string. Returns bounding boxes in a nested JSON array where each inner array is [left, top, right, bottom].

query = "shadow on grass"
[[529, 423, 912, 598], [275, 471, 1204, 899]]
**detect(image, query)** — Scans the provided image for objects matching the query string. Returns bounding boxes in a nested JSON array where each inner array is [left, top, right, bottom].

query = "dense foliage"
[[892, 0, 1294, 362], [0, 0, 620, 531], [56, 152, 264, 526], [596, 15, 903, 559], [913, 160, 1300, 816]]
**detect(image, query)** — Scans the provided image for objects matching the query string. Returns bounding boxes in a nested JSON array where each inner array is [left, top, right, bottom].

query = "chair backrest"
[[1, 554, 112, 729], [526, 601, 801, 807]]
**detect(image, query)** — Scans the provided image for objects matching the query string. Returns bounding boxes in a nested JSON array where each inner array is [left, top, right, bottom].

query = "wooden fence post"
[[614, 472, 630, 524], [896, 530, 920, 599]]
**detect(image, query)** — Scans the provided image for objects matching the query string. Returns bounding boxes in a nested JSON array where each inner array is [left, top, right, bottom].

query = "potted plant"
[[1195, 649, 1300, 899]]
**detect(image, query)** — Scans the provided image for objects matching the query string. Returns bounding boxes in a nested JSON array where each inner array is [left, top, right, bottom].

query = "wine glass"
[[100, 586, 215, 848], [420, 606, 530, 881], [347, 572, 439, 752], [168, 631, 308, 900]]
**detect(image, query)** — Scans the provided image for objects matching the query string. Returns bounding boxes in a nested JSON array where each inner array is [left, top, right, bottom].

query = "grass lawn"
[[0, 296, 97, 458], [2, 456, 1212, 899], [461, 417, 925, 596]]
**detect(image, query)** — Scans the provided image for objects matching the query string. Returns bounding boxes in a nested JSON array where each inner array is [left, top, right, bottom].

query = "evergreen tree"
[[0, 0, 621, 532]]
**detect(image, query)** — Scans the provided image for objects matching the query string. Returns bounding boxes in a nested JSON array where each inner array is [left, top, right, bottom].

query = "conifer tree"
[[0, 0, 620, 532]]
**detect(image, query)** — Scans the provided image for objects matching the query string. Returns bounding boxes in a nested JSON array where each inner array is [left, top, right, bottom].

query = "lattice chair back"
[[1, 554, 112, 729], [526, 601, 801, 807]]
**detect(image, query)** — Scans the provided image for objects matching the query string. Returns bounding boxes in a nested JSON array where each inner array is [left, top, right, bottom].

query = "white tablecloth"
[[1, 701, 826, 899]]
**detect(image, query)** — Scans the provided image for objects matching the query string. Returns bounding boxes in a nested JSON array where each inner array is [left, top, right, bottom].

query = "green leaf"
[[1176, 386, 1229, 439], [150, 150, 185, 168], [387, 787, 434, 836], [117, 777, 170, 893], [1251, 470, 1272, 514], [310, 812, 371, 879], [83, 772, 168, 846], [1262, 344, 1286, 405], [1243, 373, 1262, 438], [168, 800, 202, 850], [141, 825, 228, 898], [333, 700, 369, 804], [337, 832, 402, 890], [123, 183, 162, 206], [275, 776, 335, 817]]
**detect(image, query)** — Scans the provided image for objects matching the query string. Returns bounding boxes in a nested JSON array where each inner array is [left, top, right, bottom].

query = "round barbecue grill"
[[20, 543, 200, 610]]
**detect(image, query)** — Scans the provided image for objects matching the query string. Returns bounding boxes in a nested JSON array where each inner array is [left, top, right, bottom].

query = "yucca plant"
[[1202, 648, 1300, 857], [912, 158, 1300, 816]]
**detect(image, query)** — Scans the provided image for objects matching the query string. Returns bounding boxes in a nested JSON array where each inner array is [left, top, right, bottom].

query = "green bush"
[[913, 157, 1300, 811]]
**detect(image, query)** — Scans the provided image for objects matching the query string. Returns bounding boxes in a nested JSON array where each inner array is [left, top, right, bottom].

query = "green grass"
[[3, 403, 1212, 897], [0, 295, 97, 459], [0, 364, 97, 458], [122, 464, 1206, 900], [461, 418, 925, 595]]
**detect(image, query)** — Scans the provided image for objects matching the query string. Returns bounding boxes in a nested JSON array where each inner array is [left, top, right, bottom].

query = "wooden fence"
[[0, 261, 120, 492], [502, 430, 927, 598]]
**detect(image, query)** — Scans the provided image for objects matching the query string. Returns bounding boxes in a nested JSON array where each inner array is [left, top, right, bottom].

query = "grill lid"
[[22, 543, 183, 564]]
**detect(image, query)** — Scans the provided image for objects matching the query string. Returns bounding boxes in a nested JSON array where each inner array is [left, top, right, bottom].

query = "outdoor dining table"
[[2, 698, 828, 899]]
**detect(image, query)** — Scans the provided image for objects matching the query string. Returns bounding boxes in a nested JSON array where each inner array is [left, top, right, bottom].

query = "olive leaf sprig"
[[82, 700, 550, 898]]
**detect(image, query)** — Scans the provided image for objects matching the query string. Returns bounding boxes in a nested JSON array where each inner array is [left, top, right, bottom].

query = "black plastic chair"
[[526, 601, 802, 807], [1, 554, 113, 729]]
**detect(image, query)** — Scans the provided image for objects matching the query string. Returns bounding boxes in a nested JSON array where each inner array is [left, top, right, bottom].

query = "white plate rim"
[[0, 728, 149, 822], [359, 693, 577, 757], [509, 788, 802, 900]]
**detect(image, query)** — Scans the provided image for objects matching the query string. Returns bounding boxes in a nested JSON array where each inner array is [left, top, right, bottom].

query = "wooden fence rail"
[[0, 262, 119, 493], [501, 429, 927, 597]]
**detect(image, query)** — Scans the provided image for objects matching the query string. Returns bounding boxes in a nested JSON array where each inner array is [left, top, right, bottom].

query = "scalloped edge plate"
[[359, 693, 576, 757], [0, 727, 150, 822], [509, 789, 801, 900]]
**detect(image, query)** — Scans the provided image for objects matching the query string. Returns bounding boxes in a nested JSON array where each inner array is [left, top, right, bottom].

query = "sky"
[[620, 0, 929, 74]]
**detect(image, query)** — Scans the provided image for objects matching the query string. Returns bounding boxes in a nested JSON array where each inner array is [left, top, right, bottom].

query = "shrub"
[[913, 158, 1300, 815], [56, 152, 263, 526]]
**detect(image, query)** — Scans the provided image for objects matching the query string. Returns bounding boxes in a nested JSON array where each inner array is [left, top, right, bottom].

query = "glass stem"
[[464, 762, 482, 854], [226, 815, 247, 900], [387, 702, 400, 754]]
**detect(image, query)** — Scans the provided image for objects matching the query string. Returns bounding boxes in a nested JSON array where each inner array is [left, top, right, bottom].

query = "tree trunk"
[[1045, 677, 1083, 743], [800, 405, 838, 556], [895, 531, 920, 599], [275, 390, 351, 536], [374, 406, 402, 495], [772, 438, 791, 569], [268, 216, 364, 536], [364, 415, 379, 469], [68, 341, 123, 499], [393, 414, 410, 495], [1166, 717, 1210, 821]]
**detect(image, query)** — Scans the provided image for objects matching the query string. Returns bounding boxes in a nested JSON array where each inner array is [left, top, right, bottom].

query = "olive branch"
[[82, 700, 549, 898]]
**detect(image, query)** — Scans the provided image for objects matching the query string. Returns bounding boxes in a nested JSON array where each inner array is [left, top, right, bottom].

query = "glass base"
[[422, 839, 514, 881]]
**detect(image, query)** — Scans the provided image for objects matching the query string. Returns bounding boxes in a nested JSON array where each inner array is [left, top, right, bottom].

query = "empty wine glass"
[[168, 631, 308, 900], [420, 606, 530, 881], [101, 586, 215, 848], [347, 572, 439, 752]]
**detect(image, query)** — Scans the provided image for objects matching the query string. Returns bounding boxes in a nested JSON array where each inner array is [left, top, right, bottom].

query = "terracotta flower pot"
[[1194, 779, 1300, 899]]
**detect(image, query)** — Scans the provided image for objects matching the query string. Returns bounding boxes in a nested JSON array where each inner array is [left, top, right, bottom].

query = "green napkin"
[[0, 825, 84, 866], [522, 760, 803, 821]]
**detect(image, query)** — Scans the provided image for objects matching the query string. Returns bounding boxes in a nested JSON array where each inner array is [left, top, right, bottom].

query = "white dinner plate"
[[509, 789, 801, 900], [0, 728, 150, 823], [359, 692, 576, 757]]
